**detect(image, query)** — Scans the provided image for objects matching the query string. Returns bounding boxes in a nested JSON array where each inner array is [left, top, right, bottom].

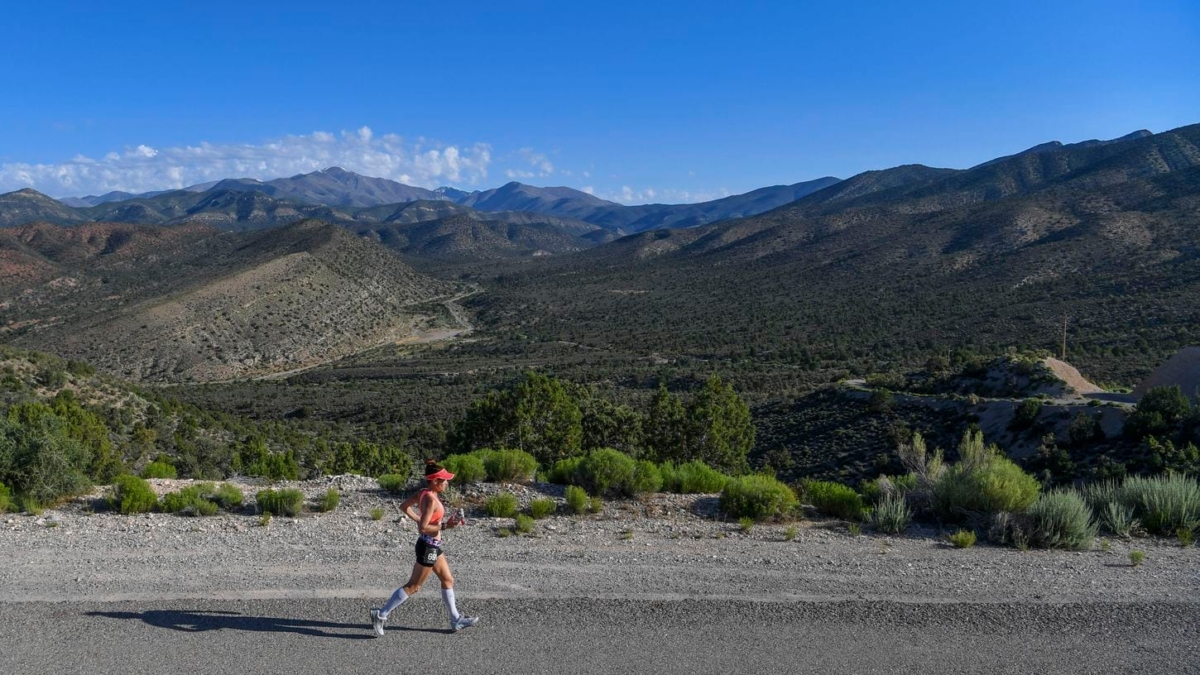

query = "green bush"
[[1083, 474, 1200, 536], [514, 513, 535, 534], [256, 488, 304, 517], [479, 448, 538, 483], [872, 494, 912, 534], [441, 454, 486, 485], [721, 474, 798, 521], [0, 413, 92, 504], [377, 474, 408, 494], [547, 457, 584, 485], [317, 488, 340, 513], [161, 484, 219, 516], [565, 485, 589, 514], [579, 448, 636, 496], [140, 461, 177, 479], [370, 507, 385, 521], [1027, 491, 1097, 550], [0, 483, 10, 513], [1010, 399, 1042, 431], [629, 460, 663, 494], [113, 475, 157, 514], [934, 438, 1040, 520], [660, 460, 728, 494], [802, 480, 865, 520], [212, 483, 244, 510], [484, 492, 518, 518], [1098, 501, 1137, 537], [948, 529, 977, 548], [1129, 550, 1145, 567], [529, 497, 556, 519], [588, 496, 603, 513]]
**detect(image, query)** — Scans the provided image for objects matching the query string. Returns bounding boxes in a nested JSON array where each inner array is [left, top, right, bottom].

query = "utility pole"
[[1061, 315, 1068, 360]]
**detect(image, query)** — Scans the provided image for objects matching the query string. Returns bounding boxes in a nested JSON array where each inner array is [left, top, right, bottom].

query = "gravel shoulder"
[[2, 476, 1197, 605]]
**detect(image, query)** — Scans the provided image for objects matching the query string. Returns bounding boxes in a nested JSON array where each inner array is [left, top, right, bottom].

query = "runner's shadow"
[[85, 609, 442, 639]]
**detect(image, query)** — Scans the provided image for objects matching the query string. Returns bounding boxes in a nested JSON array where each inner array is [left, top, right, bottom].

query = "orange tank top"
[[419, 488, 444, 526]]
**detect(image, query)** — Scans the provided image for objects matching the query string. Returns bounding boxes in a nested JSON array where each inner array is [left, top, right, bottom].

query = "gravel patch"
[[2, 476, 1197, 605]]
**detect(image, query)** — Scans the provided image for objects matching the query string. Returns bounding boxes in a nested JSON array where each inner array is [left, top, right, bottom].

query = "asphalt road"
[[3, 597, 1197, 675]]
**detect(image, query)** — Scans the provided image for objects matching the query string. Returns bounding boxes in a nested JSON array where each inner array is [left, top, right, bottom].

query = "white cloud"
[[516, 147, 554, 176], [600, 185, 733, 205], [0, 127, 493, 197]]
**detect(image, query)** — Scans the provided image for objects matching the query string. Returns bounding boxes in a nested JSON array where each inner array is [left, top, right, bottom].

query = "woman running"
[[371, 460, 479, 637]]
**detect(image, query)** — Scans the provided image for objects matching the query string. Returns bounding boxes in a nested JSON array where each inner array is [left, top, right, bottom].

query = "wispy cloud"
[[0, 127, 493, 197], [504, 147, 555, 180], [601, 185, 733, 205]]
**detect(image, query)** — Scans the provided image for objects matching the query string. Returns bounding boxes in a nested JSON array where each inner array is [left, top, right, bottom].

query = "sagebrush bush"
[[802, 480, 865, 520], [0, 483, 11, 513], [872, 495, 912, 534], [514, 513, 534, 534], [484, 492, 518, 518], [256, 488, 304, 517], [547, 457, 584, 485], [529, 498, 556, 519], [949, 529, 977, 548], [629, 460, 663, 494], [479, 448, 538, 483], [161, 484, 219, 516], [113, 475, 157, 514], [212, 483, 244, 510], [661, 460, 729, 494], [140, 461, 177, 479], [370, 507, 385, 521], [441, 454, 486, 485], [565, 485, 588, 514], [934, 436, 1039, 520], [1027, 490, 1097, 550], [377, 474, 408, 494], [1082, 474, 1200, 536], [721, 474, 798, 521], [580, 448, 636, 496], [317, 488, 340, 513]]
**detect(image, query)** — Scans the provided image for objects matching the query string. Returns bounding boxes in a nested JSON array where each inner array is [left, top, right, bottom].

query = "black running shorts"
[[415, 537, 443, 567]]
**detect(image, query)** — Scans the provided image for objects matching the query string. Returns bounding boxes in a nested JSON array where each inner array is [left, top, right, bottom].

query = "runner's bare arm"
[[399, 493, 421, 524]]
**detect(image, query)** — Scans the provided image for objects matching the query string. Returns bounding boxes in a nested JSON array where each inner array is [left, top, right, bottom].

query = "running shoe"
[[450, 615, 479, 632], [370, 608, 385, 637]]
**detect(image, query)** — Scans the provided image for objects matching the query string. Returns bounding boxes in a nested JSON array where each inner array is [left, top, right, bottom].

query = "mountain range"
[[2, 123, 1196, 386], [0, 168, 842, 237]]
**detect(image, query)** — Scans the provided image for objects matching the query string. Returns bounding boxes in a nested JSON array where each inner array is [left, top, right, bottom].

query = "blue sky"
[[2, 0, 1197, 202]]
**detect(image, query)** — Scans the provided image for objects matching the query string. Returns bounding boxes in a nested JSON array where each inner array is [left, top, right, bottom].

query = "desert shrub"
[[1098, 501, 1138, 537], [660, 460, 728, 494], [479, 448, 538, 483], [948, 529, 977, 548], [564, 485, 588, 514], [579, 448, 636, 496], [862, 474, 918, 505], [256, 488, 304, 517], [721, 474, 798, 521], [1129, 550, 1145, 567], [484, 492, 518, 518], [546, 457, 584, 485], [1067, 412, 1105, 446], [629, 460, 664, 494], [140, 461, 177, 479], [802, 479, 865, 520], [514, 513, 534, 534], [1010, 399, 1042, 431], [0, 414, 92, 504], [872, 494, 912, 534], [588, 496, 603, 513], [161, 483, 234, 516], [113, 475, 157, 514], [441, 454, 486, 485], [1178, 527, 1195, 547], [0, 482, 10, 513], [377, 474, 408, 494], [370, 507, 385, 521], [934, 432, 1039, 520], [739, 516, 754, 533], [1084, 474, 1200, 536], [529, 498, 556, 519], [1027, 491, 1097, 550], [317, 488, 340, 513], [212, 483, 244, 510]]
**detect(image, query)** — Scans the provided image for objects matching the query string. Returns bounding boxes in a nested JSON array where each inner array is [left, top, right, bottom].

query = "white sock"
[[441, 587, 461, 621], [380, 588, 408, 619]]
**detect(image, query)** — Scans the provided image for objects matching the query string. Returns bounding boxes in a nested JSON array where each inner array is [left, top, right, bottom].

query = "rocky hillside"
[[0, 221, 459, 382]]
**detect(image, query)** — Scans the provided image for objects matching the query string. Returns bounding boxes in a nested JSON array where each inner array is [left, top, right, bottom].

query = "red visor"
[[427, 468, 455, 481]]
